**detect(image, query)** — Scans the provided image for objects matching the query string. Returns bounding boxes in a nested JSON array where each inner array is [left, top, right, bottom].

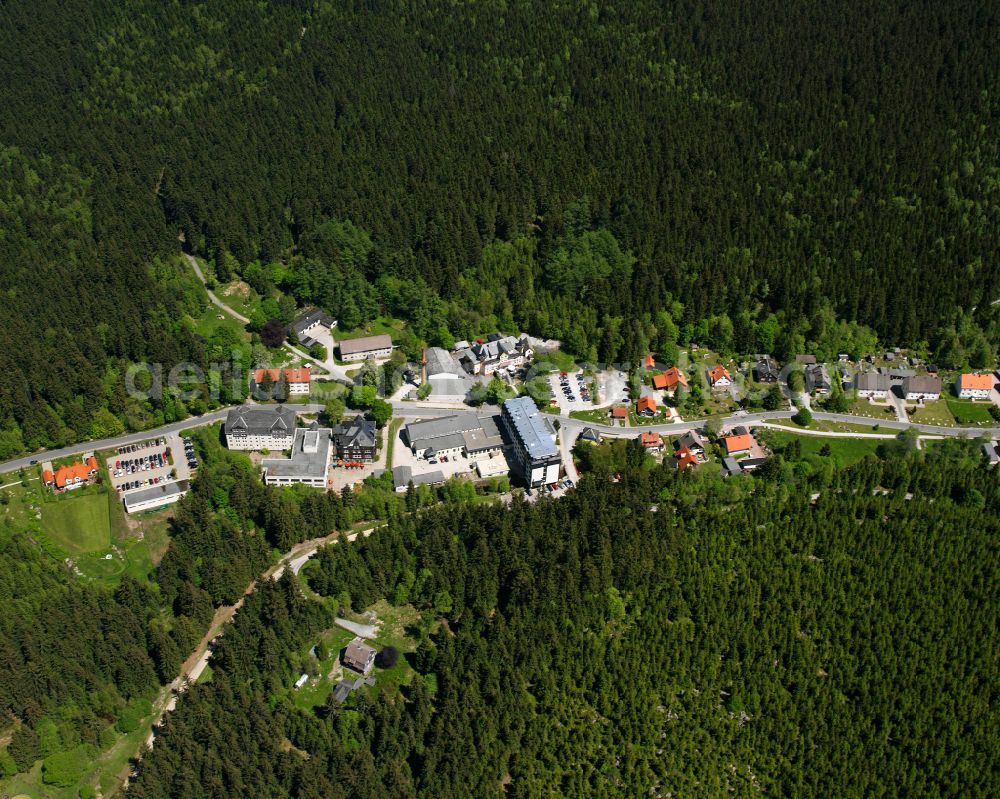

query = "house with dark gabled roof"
[[332, 415, 378, 462], [343, 638, 377, 675], [675, 431, 706, 460], [805, 364, 832, 395], [338, 334, 394, 362], [902, 376, 941, 401], [752, 356, 779, 384], [854, 372, 890, 399], [288, 308, 336, 346]]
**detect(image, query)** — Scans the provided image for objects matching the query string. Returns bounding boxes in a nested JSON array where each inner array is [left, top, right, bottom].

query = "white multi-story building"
[[224, 405, 297, 451], [124, 480, 190, 514], [500, 397, 560, 487], [902, 376, 942, 401], [854, 372, 890, 399]]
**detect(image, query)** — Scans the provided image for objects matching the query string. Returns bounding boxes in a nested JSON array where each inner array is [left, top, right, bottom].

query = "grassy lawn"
[[569, 407, 615, 424], [285, 600, 425, 713], [762, 430, 883, 466], [533, 350, 578, 373], [186, 301, 250, 344], [846, 397, 898, 420], [39, 492, 110, 555], [628, 409, 671, 426], [336, 316, 406, 343], [905, 400, 956, 426], [945, 397, 996, 425]]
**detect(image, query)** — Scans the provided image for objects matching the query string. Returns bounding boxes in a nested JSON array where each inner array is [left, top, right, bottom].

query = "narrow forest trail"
[[184, 253, 251, 325], [112, 521, 382, 795]]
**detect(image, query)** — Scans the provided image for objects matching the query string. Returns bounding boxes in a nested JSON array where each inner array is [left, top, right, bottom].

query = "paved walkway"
[[185, 253, 251, 324]]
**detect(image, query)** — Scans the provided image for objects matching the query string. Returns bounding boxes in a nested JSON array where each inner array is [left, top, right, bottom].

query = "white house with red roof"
[[253, 366, 312, 395], [956, 373, 993, 400]]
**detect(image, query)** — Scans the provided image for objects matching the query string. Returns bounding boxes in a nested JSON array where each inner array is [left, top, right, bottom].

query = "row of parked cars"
[[558, 372, 591, 403], [527, 478, 574, 496], [183, 438, 198, 469], [121, 476, 168, 491], [117, 438, 165, 455], [114, 450, 167, 478]]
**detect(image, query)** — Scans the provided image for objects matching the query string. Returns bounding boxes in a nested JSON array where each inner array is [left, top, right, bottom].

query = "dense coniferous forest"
[[0, 0, 998, 454], [126, 445, 999, 798]]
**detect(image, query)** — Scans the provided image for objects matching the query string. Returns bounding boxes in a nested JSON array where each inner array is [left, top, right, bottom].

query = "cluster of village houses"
[[37, 308, 999, 517]]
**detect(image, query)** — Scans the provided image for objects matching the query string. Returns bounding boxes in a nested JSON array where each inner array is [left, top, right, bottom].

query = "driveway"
[[559, 425, 580, 483], [887, 386, 909, 422]]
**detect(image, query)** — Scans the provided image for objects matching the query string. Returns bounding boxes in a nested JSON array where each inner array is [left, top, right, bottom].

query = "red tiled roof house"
[[708, 366, 732, 388], [253, 366, 312, 395], [43, 457, 99, 491], [640, 431, 664, 453], [652, 367, 688, 394], [636, 396, 658, 417]]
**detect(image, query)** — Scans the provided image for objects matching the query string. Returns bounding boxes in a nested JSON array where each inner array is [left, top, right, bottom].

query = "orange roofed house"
[[673, 445, 699, 471], [253, 366, 312, 395], [610, 406, 628, 421], [723, 430, 754, 455], [708, 365, 732, 388], [652, 367, 688, 394], [955, 373, 993, 400], [640, 431, 664, 453], [43, 457, 99, 492], [636, 396, 658, 417]]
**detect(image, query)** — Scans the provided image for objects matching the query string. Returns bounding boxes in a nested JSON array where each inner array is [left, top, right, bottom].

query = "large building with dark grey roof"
[[289, 308, 336, 346], [338, 334, 393, 362], [332, 415, 378, 462], [500, 397, 560, 487], [224, 405, 298, 451], [403, 414, 503, 461]]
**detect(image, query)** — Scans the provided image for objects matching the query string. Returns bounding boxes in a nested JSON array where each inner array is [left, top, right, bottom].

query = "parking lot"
[[106, 432, 196, 496], [548, 371, 595, 414]]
